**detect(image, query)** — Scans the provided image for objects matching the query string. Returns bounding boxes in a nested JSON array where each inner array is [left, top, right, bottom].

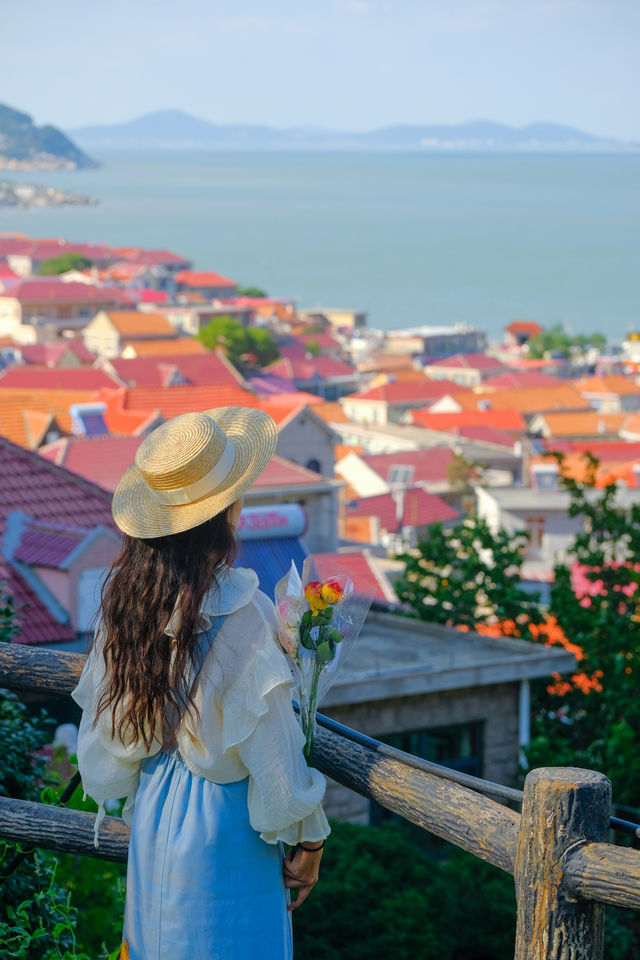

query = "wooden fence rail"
[[1, 643, 640, 960]]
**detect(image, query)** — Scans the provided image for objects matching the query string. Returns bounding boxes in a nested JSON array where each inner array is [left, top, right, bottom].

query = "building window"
[[370, 721, 484, 828], [387, 464, 414, 486], [306, 458, 321, 473], [525, 515, 545, 548]]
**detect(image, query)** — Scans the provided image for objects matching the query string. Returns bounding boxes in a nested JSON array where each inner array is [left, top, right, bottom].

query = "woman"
[[72, 407, 330, 960]]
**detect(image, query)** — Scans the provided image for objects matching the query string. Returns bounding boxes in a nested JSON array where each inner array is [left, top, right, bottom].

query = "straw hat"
[[112, 407, 277, 538]]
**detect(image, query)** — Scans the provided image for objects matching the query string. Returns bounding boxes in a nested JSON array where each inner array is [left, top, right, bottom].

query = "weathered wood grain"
[[0, 797, 129, 863], [563, 843, 640, 911], [0, 643, 84, 695], [514, 768, 610, 960], [313, 724, 520, 874]]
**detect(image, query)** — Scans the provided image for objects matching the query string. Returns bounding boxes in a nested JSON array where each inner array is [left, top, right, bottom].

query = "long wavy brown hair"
[[94, 510, 237, 750]]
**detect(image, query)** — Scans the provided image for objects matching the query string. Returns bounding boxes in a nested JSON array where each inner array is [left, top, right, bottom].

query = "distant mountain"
[[69, 110, 636, 153], [0, 103, 98, 169]]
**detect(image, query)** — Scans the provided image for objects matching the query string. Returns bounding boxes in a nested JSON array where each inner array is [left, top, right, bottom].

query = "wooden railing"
[[1, 643, 639, 960]]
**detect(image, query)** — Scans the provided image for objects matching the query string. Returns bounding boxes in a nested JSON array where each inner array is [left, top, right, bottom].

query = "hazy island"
[[0, 179, 98, 208], [0, 102, 99, 170]]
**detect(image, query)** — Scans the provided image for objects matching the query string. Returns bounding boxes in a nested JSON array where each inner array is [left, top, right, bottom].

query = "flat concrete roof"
[[479, 485, 640, 511], [322, 611, 576, 706]]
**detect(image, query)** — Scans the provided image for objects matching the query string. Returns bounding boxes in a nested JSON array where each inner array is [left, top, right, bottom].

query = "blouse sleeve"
[[219, 602, 331, 846], [71, 633, 160, 843]]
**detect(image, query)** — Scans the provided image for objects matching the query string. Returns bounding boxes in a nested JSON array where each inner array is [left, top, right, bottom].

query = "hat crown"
[[135, 412, 228, 494]]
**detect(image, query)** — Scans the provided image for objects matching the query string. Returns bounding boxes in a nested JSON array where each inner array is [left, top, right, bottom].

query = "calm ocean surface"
[[1, 151, 638, 339]]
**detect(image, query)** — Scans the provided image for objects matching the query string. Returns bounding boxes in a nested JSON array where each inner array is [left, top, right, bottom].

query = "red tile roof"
[[13, 518, 90, 568], [505, 321, 544, 336], [121, 338, 208, 357], [99, 383, 259, 421], [362, 448, 457, 485], [40, 435, 145, 492], [409, 408, 526, 432], [108, 351, 245, 388], [0, 262, 18, 279], [425, 353, 506, 371], [481, 371, 561, 390], [0, 436, 116, 644], [0, 278, 117, 303], [266, 355, 356, 381], [347, 487, 458, 533], [454, 425, 515, 447], [346, 378, 464, 404], [576, 375, 640, 396], [175, 270, 237, 288], [101, 311, 176, 337], [116, 248, 191, 267], [19, 339, 95, 366], [251, 455, 325, 488], [0, 366, 120, 391], [310, 552, 392, 604]]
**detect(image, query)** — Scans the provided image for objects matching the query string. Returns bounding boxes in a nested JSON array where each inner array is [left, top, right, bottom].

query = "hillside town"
[[1, 230, 638, 818]]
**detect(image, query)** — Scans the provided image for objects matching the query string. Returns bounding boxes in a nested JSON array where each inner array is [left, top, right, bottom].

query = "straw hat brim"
[[112, 407, 278, 539]]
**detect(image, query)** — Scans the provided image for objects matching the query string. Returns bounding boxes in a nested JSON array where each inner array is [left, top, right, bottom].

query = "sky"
[[2, 0, 639, 140]]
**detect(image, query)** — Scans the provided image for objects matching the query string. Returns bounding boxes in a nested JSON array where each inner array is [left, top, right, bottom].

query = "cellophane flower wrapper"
[[274, 557, 373, 764]]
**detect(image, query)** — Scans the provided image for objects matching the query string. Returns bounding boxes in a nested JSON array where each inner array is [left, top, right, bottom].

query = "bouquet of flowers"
[[275, 557, 373, 764]]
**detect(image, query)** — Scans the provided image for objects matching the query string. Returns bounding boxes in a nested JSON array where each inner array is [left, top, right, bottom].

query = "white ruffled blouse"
[[71, 566, 330, 847]]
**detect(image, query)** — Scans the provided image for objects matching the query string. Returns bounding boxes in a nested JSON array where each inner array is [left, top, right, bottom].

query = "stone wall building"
[[319, 613, 575, 823]]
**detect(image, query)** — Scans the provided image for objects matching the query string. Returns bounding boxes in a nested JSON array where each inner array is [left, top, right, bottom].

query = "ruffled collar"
[[164, 566, 259, 639]]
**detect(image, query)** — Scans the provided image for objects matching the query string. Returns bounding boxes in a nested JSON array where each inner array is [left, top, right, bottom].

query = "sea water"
[[0, 151, 638, 340]]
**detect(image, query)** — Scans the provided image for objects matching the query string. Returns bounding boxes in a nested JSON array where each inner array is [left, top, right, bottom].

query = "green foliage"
[[0, 581, 20, 644], [0, 692, 53, 801], [303, 338, 321, 356], [236, 285, 268, 298], [294, 819, 516, 960], [528, 455, 640, 806], [395, 517, 539, 628], [527, 323, 606, 359], [36, 254, 93, 276], [197, 314, 279, 371]]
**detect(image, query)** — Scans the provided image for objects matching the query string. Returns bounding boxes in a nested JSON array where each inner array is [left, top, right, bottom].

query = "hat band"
[[147, 439, 236, 506]]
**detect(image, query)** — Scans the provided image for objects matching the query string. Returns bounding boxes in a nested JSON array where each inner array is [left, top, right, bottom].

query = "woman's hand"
[[282, 845, 323, 911]]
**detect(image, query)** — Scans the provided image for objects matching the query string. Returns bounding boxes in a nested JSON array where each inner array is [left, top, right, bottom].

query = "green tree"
[[236, 285, 268, 298], [304, 338, 321, 356], [527, 323, 606, 359], [36, 254, 93, 276], [527, 456, 640, 807], [197, 315, 278, 370], [395, 517, 539, 628]]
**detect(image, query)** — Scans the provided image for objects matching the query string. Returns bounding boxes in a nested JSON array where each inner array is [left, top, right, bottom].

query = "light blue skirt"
[[122, 751, 293, 959]]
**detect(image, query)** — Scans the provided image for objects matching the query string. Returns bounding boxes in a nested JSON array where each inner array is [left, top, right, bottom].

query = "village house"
[[575, 375, 640, 413], [82, 310, 178, 357], [427, 384, 591, 423], [422, 353, 507, 387], [504, 321, 544, 348], [265, 350, 362, 400], [14, 339, 94, 368], [320, 616, 575, 820], [3, 239, 117, 276], [174, 270, 238, 299], [0, 279, 120, 343], [111, 248, 191, 291], [259, 399, 338, 477], [528, 411, 627, 442], [298, 308, 367, 332], [341, 486, 459, 552], [340, 378, 464, 425], [382, 323, 486, 359], [476, 482, 640, 588]]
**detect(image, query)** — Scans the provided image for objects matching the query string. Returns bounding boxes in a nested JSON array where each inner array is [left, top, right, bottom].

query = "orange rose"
[[321, 578, 345, 605], [305, 581, 328, 615]]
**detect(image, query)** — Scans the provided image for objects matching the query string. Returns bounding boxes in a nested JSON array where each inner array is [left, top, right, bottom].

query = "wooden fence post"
[[514, 767, 611, 960]]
